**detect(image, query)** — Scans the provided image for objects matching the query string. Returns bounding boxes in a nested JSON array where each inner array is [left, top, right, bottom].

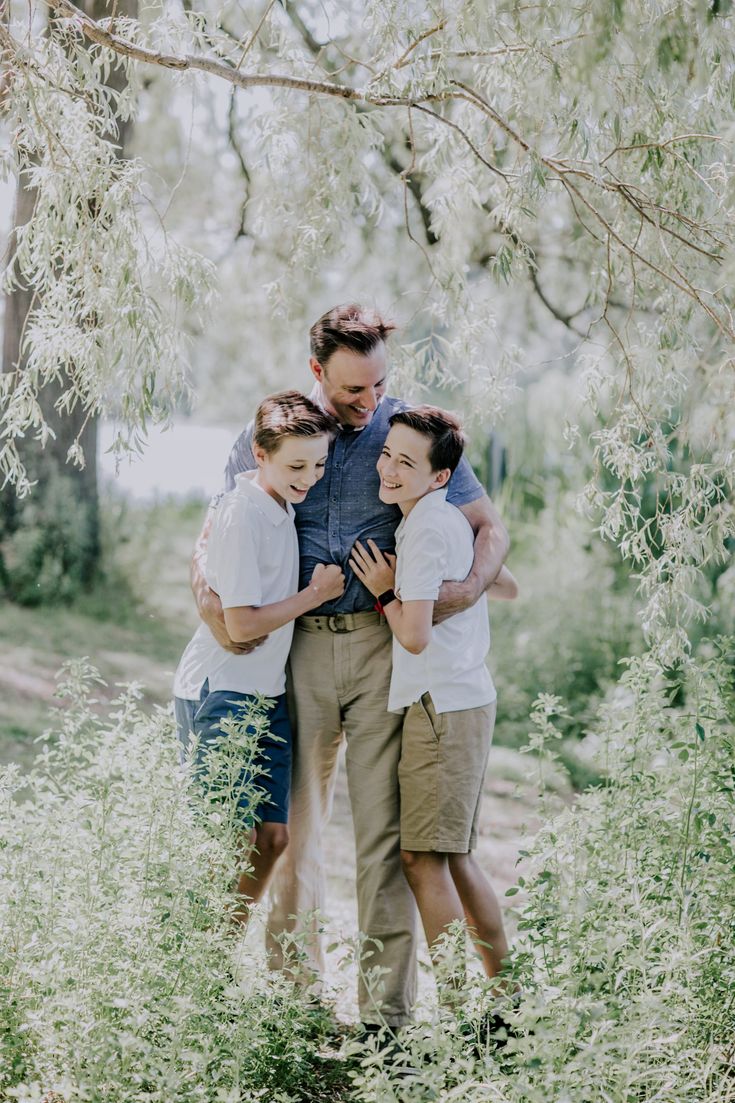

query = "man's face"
[[376, 424, 450, 513], [310, 345, 388, 429]]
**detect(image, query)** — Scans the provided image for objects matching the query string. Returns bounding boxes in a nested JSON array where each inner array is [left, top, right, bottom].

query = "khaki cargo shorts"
[[398, 692, 496, 853]]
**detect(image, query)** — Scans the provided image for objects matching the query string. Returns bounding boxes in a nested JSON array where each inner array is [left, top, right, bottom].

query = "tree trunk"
[[0, 0, 137, 605]]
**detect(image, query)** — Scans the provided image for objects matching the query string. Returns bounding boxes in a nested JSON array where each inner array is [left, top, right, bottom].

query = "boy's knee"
[[400, 848, 435, 881], [257, 823, 290, 860]]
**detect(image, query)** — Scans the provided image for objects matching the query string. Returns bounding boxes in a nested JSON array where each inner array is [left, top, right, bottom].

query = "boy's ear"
[[252, 442, 267, 466], [430, 467, 451, 490]]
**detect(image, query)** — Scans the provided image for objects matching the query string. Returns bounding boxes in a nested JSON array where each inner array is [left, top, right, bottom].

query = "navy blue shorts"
[[190, 688, 292, 825]]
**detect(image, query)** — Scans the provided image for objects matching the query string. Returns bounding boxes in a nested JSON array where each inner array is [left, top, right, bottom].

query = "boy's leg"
[[266, 623, 343, 981], [399, 850, 465, 958], [339, 623, 417, 1028], [232, 822, 290, 925], [447, 852, 510, 979]]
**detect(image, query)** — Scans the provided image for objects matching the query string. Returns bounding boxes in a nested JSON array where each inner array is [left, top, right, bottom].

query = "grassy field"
[[0, 495, 203, 770]]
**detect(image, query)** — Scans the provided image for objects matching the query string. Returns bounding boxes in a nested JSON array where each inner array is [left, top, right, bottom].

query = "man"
[[189, 303, 509, 1030]]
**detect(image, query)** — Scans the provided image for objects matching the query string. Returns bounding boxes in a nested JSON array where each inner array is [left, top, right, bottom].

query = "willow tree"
[[0, 0, 144, 602], [1, 0, 733, 658]]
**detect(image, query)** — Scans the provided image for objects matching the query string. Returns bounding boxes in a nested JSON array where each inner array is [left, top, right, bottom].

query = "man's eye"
[[401, 459, 413, 467]]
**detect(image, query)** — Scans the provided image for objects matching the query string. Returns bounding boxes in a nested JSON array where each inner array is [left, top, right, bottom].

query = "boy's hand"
[[310, 563, 345, 601], [349, 539, 396, 598]]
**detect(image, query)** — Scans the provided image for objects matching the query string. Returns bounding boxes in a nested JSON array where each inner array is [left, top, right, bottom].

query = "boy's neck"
[[400, 486, 441, 517], [253, 469, 287, 510]]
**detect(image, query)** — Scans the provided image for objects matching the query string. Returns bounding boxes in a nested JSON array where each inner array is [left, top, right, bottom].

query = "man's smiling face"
[[310, 345, 388, 429]]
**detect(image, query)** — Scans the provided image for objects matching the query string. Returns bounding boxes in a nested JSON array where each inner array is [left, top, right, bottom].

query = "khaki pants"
[[266, 616, 417, 1026]]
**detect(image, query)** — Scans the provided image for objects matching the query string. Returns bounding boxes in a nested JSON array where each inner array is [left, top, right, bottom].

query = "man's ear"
[[430, 468, 451, 490], [309, 357, 325, 383]]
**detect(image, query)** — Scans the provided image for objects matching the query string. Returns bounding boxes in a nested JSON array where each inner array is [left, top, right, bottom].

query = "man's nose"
[[362, 388, 378, 411]]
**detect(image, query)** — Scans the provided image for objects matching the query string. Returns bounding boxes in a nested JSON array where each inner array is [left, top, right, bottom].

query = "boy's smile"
[[253, 434, 330, 508], [377, 424, 450, 515]]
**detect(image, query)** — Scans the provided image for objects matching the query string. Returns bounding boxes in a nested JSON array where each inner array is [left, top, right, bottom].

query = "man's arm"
[[434, 492, 510, 622], [190, 507, 265, 656]]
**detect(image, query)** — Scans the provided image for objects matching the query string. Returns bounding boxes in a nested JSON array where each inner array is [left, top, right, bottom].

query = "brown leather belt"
[[296, 610, 387, 633]]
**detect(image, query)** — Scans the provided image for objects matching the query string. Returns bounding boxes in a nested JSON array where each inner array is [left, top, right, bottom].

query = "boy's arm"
[[435, 493, 509, 623], [489, 564, 519, 601], [349, 539, 435, 655], [223, 565, 345, 643]]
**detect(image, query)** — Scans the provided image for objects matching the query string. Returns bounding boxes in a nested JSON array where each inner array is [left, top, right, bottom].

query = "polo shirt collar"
[[234, 471, 293, 526], [396, 487, 448, 541]]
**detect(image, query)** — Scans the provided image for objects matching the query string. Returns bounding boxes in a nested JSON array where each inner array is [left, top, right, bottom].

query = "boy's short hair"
[[309, 303, 397, 365], [389, 405, 466, 474], [254, 390, 337, 455]]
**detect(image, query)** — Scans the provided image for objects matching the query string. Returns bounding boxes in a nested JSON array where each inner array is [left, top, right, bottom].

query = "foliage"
[[2, 0, 734, 656], [0, 660, 351, 1103], [0, 470, 99, 604], [5, 648, 732, 1101], [348, 646, 735, 1101], [489, 498, 643, 753]]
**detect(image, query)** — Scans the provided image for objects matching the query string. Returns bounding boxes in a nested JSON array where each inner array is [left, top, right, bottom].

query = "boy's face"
[[377, 424, 450, 513], [254, 434, 330, 506]]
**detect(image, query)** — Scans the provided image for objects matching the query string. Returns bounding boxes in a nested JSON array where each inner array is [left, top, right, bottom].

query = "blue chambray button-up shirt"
[[223, 392, 484, 615]]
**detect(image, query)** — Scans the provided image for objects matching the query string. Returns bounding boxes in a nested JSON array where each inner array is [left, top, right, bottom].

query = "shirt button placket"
[[329, 437, 343, 561]]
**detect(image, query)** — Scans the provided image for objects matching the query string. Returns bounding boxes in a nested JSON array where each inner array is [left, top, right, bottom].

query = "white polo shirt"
[[388, 488, 496, 714], [174, 473, 299, 700]]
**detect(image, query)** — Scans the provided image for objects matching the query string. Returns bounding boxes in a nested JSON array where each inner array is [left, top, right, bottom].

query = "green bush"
[[3, 650, 732, 1102], [490, 500, 644, 750], [0, 660, 349, 1103], [350, 645, 735, 1101]]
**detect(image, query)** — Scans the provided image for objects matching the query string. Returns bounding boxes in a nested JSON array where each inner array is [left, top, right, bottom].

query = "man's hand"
[[434, 575, 483, 624], [202, 586, 268, 654], [349, 539, 396, 598], [191, 509, 268, 655]]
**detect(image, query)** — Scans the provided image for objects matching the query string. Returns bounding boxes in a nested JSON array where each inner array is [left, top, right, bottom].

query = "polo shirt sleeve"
[[397, 523, 449, 602], [209, 500, 262, 609], [445, 454, 484, 507], [223, 421, 257, 493]]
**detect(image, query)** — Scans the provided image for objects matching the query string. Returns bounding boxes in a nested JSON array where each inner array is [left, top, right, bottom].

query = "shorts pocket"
[[419, 692, 445, 742]]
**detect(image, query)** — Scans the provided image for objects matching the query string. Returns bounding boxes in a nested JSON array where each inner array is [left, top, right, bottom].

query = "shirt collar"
[[396, 487, 448, 541], [234, 471, 293, 526]]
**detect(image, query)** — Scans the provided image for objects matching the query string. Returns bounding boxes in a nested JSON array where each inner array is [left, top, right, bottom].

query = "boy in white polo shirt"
[[350, 405, 517, 989], [174, 390, 343, 925]]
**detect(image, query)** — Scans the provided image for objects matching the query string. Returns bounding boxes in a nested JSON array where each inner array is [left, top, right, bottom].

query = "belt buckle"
[[327, 613, 348, 633]]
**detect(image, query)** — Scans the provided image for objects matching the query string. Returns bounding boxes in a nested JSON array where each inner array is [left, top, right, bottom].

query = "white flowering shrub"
[[0, 661, 351, 1103], [349, 645, 735, 1101]]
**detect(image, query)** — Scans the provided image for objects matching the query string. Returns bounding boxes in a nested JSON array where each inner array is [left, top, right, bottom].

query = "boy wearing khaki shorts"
[[351, 405, 517, 988]]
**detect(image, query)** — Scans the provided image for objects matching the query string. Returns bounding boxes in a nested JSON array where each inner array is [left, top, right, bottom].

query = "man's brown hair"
[[309, 303, 396, 365], [254, 390, 337, 455], [389, 405, 466, 474]]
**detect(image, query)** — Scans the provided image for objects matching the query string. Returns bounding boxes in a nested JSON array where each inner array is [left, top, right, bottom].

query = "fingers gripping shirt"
[[221, 392, 485, 615]]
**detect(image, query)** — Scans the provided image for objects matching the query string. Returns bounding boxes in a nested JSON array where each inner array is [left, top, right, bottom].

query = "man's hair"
[[254, 390, 337, 455], [389, 405, 466, 474], [309, 303, 397, 366]]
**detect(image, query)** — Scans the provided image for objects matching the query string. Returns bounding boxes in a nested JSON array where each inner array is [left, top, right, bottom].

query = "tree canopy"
[[2, 0, 734, 657]]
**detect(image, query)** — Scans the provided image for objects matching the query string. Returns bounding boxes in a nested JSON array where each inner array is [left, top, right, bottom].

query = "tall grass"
[[2, 647, 733, 1102]]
